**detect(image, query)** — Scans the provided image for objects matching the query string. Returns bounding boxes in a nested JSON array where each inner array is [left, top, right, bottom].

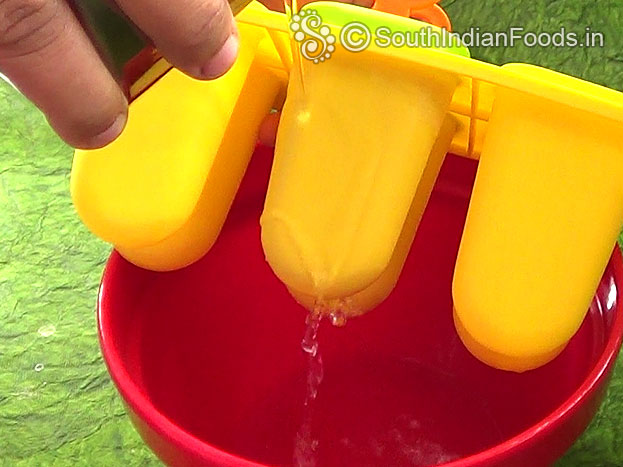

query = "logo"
[[289, 12, 602, 64], [290, 10, 336, 63]]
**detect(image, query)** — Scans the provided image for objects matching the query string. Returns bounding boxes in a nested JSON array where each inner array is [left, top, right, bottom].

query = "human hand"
[[0, 0, 374, 150], [0, 0, 240, 149]]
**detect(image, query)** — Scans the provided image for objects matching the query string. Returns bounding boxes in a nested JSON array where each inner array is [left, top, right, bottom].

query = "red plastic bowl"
[[98, 146, 623, 467]]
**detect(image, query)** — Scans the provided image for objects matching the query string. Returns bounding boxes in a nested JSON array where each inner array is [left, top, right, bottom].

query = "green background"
[[1, 0, 622, 465]]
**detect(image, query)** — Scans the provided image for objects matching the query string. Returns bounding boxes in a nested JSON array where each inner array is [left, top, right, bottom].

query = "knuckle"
[[179, 0, 230, 52], [0, 0, 62, 57]]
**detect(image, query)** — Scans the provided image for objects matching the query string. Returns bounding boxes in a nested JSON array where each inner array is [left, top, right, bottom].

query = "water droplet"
[[38, 324, 56, 337], [295, 312, 325, 467], [301, 338, 318, 356], [301, 313, 321, 356], [34, 363, 44, 372], [409, 419, 421, 430], [329, 310, 347, 327]]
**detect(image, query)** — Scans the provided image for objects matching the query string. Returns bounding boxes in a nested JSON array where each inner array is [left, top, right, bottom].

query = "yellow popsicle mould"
[[71, 1, 623, 373]]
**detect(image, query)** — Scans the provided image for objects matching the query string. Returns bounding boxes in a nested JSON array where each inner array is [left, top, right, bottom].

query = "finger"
[[0, 0, 128, 148], [114, 0, 239, 80]]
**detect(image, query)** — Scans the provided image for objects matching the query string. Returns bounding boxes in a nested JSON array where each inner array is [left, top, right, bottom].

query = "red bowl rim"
[[98, 248, 623, 467]]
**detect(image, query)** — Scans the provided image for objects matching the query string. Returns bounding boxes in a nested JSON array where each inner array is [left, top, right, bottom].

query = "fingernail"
[[201, 33, 239, 79], [89, 113, 127, 148]]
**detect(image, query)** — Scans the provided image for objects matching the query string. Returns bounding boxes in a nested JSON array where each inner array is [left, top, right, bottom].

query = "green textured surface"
[[0, 82, 159, 465], [1, 0, 623, 465]]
